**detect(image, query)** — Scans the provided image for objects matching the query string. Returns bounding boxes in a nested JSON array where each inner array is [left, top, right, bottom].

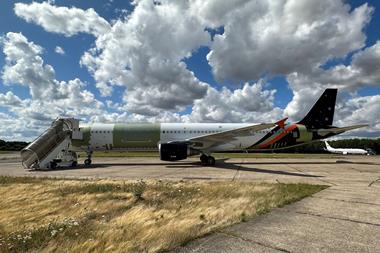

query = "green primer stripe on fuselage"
[[113, 123, 161, 149]]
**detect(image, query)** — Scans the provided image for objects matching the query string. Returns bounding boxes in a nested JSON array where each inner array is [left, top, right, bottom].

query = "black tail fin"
[[298, 89, 337, 129]]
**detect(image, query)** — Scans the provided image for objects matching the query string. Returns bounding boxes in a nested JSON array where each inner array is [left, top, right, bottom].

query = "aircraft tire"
[[207, 156, 216, 166], [200, 154, 208, 165], [50, 161, 57, 170], [84, 159, 92, 166]]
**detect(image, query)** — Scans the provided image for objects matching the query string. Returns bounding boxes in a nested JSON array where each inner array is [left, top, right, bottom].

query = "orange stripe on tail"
[[259, 124, 297, 149]]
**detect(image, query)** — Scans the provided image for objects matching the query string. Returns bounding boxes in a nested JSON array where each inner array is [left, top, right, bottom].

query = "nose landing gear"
[[200, 154, 215, 166], [84, 149, 93, 166]]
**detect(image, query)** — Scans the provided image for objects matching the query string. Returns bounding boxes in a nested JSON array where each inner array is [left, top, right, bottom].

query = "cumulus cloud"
[[55, 46, 65, 55], [284, 41, 380, 121], [0, 91, 24, 107], [185, 81, 283, 123], [335, 95, 380, 138], [14, 2, 111, 36], [80, 0, 210, 114], [2, 32, 56, 99], [0, 32, 106, 140], [202, 1, 372, 81], [3, 0, 379, 141]]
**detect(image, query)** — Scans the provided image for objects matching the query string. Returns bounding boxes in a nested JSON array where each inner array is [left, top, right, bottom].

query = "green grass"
[[0, 176, 87, 185], [0, 176, 45, 185], [86, 150, 338, 159], [82, 151, 159, 158], [0, 151, 17, 154], [0, 218, 90, 253]]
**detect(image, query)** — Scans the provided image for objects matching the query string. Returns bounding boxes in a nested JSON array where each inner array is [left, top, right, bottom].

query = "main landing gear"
[[200, 154, 215, 166]]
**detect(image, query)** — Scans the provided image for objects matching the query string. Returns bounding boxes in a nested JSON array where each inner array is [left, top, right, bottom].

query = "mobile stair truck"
[[20, 118, 82, 170]]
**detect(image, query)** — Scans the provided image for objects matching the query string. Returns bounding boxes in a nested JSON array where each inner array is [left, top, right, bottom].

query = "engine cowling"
[[159, 143, 199, 161]]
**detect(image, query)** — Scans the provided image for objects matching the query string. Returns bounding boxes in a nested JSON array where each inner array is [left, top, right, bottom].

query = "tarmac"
[[1, 153, 380, 252]]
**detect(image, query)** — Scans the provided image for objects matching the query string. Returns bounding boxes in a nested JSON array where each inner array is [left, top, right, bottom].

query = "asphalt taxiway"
[[1, 154, 379, 252]]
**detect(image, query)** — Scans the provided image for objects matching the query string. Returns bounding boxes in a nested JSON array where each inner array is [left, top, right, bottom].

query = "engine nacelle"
[[159, 143, 199, 161]]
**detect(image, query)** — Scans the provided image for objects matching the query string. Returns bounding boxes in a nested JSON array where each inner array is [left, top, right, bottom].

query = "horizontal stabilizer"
[[275, 117, 288, 129], [317, 124, 368, 135]]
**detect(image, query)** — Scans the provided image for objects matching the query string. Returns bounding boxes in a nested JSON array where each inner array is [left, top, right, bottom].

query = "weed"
[[0, 218, 84, 253], [132, 180, 146, 201], [0, 177, 327, 253]]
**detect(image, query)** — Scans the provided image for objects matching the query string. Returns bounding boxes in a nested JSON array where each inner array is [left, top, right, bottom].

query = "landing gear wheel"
[[50, 161, 57, 170], [207, 156, 216, 166], [84, 159, 92, 166], [71, 161, 78, 167], [200, 154, 208, 165], [200, 155, 215, 166]]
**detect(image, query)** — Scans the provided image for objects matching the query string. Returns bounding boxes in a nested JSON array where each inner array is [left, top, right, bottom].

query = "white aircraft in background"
[[324, 141, 369, 155]]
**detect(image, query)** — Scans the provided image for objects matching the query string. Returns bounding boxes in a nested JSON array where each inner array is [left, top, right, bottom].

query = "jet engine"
[[159, 143, 199, 161]]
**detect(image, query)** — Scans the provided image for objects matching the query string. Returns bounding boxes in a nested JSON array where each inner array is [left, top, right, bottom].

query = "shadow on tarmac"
[[35, 158, 330, 178]]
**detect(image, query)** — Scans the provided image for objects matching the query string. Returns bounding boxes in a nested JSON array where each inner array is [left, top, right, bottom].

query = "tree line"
[[0, 138, 379, 154], [0, 139, 29, 151]]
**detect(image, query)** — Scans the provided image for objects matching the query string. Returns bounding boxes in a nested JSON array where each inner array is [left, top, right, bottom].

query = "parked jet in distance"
[[324, 141, 369, 155], [21, 89, 368, 170]]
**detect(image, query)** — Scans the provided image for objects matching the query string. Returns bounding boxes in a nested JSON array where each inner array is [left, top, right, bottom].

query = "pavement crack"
[[293, 211, 380, 227], [368, 177, 380, 187], [218, 231, 291, 253], [286, 165, 337, 186], [311, 196, 380, 206], [231, 158, 245, 181], [156, 168, 186, 178]]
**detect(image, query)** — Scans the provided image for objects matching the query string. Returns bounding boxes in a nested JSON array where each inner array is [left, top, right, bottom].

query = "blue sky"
[[0, 0, 380, 140]]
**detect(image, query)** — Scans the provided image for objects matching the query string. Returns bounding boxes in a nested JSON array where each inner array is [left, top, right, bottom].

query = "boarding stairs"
[[20, 118, 82, 170]]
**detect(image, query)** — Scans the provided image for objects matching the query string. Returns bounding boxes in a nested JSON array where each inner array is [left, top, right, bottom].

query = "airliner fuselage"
[[72, 122, 313, 152]]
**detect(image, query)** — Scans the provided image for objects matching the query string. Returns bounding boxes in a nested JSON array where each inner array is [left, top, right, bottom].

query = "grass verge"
[[0, 176, 327, 252], [86, 151, 339, 159]]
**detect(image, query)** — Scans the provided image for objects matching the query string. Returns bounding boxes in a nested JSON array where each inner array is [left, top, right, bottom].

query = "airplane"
[[21, 88, 368, 170], [324, 141, 369, 155]]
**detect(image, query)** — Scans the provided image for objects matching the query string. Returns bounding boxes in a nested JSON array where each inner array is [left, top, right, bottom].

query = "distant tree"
[[0, 139, 29, 151]]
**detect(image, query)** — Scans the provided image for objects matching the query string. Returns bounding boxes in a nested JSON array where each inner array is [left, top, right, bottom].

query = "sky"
[[0, 0, 380, 141]]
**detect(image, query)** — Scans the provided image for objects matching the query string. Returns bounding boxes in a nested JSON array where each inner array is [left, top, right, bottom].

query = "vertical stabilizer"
[[298, 89, 337, 129]]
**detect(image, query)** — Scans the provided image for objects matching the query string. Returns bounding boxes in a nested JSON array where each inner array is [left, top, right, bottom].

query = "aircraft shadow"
[[34, 158, 376, 177], [166, 159, 322, 178]]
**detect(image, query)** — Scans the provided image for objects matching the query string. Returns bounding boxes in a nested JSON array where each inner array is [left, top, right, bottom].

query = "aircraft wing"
[[184, 122, 276, 149], [317, 124, 368, 135]]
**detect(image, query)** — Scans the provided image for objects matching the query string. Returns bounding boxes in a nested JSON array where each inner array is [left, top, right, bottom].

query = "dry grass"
[[0, 176, 327, 252]]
